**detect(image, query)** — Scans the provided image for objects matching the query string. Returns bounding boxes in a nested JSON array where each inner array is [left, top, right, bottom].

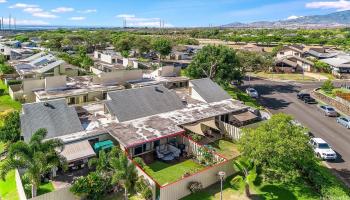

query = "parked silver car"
[[319, 105, 338, 117], [246, 88, 259, 98], [337, 117, 350, 129]]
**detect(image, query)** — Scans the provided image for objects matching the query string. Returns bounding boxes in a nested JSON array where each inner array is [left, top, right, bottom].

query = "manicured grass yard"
[[182, 176, 319, 200], [37, 181, 55, 196], [0, 169, 19, 200], [144, 160, 205, 186], [251, 72, 316, 81], [0, 80, 21, 112], [209, 139, 240, 160], [225, 86, 261, 109]]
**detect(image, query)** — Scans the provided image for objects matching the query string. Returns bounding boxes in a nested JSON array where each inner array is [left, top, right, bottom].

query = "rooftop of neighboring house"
[[321, 57, 350, 68], [105, 85, 186, 122], [276, 55, 314, 66], [14, 53, 66, 75], [21, 99, 84, 142], [34, 76, 125, 100], [21, 78, 248, 148], [241, 43, 265, 52], [189, 78, 232, 103], [280, 45, 305, 54], [307, 48, 338, 59]]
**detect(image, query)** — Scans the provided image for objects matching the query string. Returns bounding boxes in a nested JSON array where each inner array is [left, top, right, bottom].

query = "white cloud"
[[0, 0, 7, 3], [32, 12, 58, 18], [306, 0, 350, 11], [9, 3, 38, 8], [287, 15, 304, 20], [69, 16, 86, 21], [116, 14, 136, 18], [3, 18, 49, 25], [51, 7, 74, 13], [115, 14, 173, 27], [23, 7, 43, 13], [78, 9, 97, 14]]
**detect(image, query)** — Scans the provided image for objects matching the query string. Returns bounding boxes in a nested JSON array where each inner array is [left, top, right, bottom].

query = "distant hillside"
[[223, 10, 350, 28]]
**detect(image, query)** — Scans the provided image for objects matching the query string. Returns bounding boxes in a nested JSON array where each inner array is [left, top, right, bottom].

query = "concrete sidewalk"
[[304, 72, 328, 81]]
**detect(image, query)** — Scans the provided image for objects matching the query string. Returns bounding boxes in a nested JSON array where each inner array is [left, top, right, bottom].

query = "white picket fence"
[[218, 121, 242, 140]]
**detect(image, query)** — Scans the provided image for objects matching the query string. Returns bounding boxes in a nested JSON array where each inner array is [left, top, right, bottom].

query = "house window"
[[280, 52, 284, 55], [134, 142, 152, 156], [102, 92, 107, 100], [83, 95, 88, 103], [112, 59, 116, 64]]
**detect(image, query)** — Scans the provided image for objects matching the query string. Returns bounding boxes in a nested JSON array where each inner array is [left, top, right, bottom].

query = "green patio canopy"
[[93, 140, 114, 152]]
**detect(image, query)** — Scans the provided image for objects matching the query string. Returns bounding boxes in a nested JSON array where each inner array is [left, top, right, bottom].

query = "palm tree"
[[88, 147, 120, 173], [110, 153, 137, 200], [231, 158, 257, 197], [0, 128, 66, 198]]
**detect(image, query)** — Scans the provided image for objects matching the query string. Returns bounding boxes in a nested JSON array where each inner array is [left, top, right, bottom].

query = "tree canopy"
[[0, 111, 21, 143], [238, 113, 315, 182], [186, 45, 243, 85]]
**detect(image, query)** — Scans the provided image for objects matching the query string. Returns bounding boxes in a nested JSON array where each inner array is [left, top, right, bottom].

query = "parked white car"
[[246, 88, 259, 98], [310, 138, 337, 160], [337, 116, 350, 129]]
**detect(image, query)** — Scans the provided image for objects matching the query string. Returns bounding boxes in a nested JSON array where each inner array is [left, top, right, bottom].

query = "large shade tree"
[[152, 37, 173, 66], [0, 111, 21, 143], [0, 128, 66, 198], [238, 113, 316, 182], [186, 45, 243, 85]]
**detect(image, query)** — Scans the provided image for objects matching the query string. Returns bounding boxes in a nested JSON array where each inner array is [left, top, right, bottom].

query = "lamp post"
[[218, 171, 226, 200]]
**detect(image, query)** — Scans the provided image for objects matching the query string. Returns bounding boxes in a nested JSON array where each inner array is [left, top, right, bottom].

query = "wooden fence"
[[218, 121, 242, 140]]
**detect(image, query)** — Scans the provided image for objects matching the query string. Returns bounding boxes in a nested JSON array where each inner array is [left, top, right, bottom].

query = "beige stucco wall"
[[99, 70, 142, 84], [45, 75, 67, 90], [188, 84, 206, 103], [159, 160, 234, 200]]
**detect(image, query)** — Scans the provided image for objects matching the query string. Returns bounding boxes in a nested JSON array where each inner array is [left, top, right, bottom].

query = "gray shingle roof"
[[190, 78, 232, 103], [106, 85, 185, 122], [21, 99, 83, 142]]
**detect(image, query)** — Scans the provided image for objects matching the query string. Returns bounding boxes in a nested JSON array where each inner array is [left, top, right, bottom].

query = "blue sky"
[[0, 0, 349, 27]]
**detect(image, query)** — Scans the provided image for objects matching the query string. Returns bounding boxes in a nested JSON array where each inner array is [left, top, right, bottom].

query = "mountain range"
[[222, 10, 350, 28]]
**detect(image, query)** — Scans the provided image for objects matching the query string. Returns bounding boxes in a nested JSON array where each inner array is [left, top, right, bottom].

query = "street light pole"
[[218, 171, 226, 200]]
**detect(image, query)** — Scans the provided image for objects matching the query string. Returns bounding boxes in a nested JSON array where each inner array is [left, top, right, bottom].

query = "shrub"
[[134, 157, 146, 168], [321, 80, 334, 94], [188, 181, 203, 193], [135, 177, 153, 200]]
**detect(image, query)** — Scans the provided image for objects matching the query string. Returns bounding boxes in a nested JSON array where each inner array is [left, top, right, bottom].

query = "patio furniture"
[[156, 144, 181, 161]]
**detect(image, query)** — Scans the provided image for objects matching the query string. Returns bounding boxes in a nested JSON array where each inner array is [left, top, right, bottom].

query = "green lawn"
[[0, 170, 19, 200], [37, 181, 55, 196], [144, 160, 205, 186], [0, 80, 21, 112], [182, 176, 319, 200], [209, 139, 240, 160], [251, 72, 316, 82], [225, 86, 261, 109]]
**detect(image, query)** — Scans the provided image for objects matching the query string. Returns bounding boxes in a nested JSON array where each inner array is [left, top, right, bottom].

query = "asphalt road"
[[240, 77, 350, 185]]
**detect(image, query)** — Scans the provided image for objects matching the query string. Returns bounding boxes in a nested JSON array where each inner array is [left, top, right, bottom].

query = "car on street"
[[297, 92, 310, 100], [246, 88, 259, 98], [303, 96, 317, 104], [319, 105, 338, 117], [337, 116, 350, 129], [310, 138, 337, 160]]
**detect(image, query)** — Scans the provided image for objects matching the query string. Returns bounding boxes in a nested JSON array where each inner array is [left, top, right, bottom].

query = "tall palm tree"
[[88, 147, 120, 173], [0, 128, 66, 198], [110, 153, 137, 200], [231, 158, 257, 197]]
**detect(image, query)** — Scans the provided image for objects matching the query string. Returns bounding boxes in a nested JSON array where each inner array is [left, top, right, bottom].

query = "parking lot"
[[242, 78, 350, 185]]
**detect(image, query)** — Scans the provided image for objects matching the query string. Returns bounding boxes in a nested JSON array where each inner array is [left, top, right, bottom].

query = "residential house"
[[275, 56, 314, 73], [307, 47, 338, 59], [321, 56, 350, 79], [14, 53, 79, 79], [276, 45, 305, 59], [19, 78, 256, 200]]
